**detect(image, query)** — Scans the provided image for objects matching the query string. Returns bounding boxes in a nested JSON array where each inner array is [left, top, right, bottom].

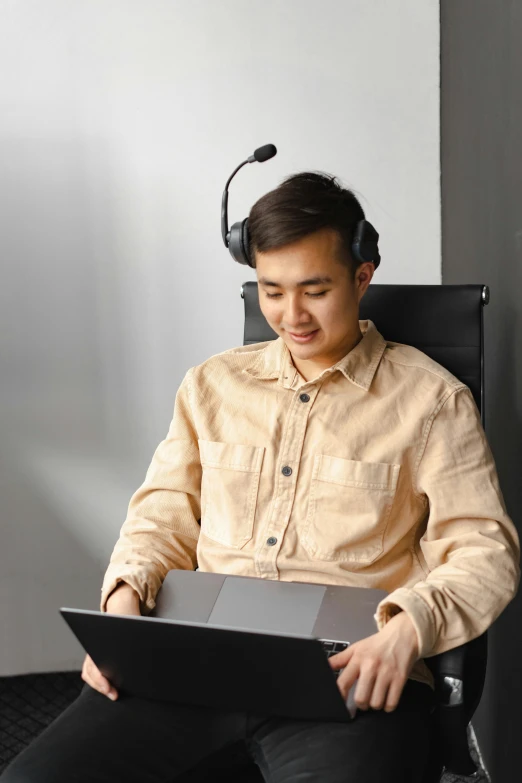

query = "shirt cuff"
[[374, 587, 436, 659], [100, 567, 162, 615]]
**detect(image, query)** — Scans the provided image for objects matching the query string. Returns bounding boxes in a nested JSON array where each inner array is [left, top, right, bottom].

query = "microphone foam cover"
[[254, 144, 277, 162]]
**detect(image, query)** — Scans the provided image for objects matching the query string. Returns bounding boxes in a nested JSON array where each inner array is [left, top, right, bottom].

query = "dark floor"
[[0, 673, 489, 781], [0, 672, 83, 772]]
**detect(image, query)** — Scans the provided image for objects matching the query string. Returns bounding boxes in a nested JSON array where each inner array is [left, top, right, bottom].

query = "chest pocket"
[[198, 439, 265, 549], [302, 455, 400, 566]]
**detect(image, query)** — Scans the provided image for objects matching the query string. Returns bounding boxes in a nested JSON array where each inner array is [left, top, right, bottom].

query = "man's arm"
[[331, 386, 520, 712], [375, 385, 520, 659], [100, 367, 202, 615]]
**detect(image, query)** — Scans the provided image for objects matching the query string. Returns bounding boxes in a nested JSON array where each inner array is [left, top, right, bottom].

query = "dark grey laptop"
[[60, 572, 386, 722]]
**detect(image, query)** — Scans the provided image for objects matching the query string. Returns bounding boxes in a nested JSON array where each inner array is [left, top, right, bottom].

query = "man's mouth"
[[288, 329, 319, 342]]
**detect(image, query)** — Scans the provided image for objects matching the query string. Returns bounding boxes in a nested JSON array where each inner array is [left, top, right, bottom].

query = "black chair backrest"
[[242, 282, 487, 426]]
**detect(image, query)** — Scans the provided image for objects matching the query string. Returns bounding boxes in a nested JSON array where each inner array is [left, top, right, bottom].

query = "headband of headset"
[[221, 146, 381, 270]]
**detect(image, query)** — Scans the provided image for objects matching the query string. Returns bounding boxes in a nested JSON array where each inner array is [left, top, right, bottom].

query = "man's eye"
[[264, 291, 328, 299]]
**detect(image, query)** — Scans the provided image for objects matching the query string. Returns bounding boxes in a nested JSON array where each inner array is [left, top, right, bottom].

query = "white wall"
[[0, 0, 440, 674]]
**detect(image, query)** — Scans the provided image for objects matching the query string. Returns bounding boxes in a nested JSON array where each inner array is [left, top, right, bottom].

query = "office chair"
[[177, 283, 489, 783]]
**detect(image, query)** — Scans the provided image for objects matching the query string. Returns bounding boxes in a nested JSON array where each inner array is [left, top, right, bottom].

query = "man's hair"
[[248, 171, 366, 276]]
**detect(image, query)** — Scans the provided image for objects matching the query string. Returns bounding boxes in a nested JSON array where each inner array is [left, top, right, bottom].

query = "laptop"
[[61, 571, 387, 722]]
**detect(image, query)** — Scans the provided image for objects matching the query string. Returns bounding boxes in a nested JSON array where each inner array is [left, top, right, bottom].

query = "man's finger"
[[83, 657, 118, 700], [328, 644, 353, 670], [84, 666, 106, 692], [87, 661, 106, 688], [368, 672, 391, 711], [353, 667, 379, 711], [92, 669, 118, 700], [383, 676, 406, 713], [336, 658, 360, 700]]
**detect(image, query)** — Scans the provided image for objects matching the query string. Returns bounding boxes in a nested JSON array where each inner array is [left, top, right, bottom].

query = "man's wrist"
[[106, 582, 140, 612], [382, 610, 419, 655]]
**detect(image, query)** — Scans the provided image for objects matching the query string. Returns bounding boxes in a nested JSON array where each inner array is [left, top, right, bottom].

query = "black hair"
[[248, 171, 365, 276]]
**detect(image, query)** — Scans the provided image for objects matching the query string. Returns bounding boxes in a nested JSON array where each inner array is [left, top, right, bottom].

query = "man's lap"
[[247, 680, 434, 783], [0, 680, 434, 783], [0, 684, 247, 783]]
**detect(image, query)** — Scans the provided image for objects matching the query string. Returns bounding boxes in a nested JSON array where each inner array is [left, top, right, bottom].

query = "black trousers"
[[1, 680, 435, 783]]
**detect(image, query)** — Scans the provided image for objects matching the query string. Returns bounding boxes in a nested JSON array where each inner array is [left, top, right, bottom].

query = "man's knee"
[[1, 760, 36, 783], [0, 752, 75, 783]]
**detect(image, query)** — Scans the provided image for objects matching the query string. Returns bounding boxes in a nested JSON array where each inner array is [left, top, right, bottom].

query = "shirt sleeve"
[[374, 386, 520, 658], [100, 367, 202, 614]]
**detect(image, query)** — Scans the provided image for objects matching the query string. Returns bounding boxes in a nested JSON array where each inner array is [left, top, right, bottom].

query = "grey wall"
[[0, 1, 441, 674], [440, 1, 522, 780]]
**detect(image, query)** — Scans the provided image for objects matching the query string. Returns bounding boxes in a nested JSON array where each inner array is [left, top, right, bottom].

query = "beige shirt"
[[101, 320, 520, 688]]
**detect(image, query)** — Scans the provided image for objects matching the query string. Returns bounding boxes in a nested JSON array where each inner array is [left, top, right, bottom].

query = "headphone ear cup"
[[352, 219, 381, 269], [241, 218, 253, 267], [228, 219, 251, 266], [228, 218, 253, 267]]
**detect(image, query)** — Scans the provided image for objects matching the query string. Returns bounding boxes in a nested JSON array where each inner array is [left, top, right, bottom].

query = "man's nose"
[[283, 297, 311, 324]]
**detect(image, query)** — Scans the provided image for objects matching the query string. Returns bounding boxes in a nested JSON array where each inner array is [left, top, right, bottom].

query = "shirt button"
[[267, 536, 277, 546], [299, 393, 310, 403], [282, 466, 292, 476]]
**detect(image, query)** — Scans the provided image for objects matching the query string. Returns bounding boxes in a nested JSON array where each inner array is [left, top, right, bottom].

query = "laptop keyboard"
[[320, 639, 349, 679]]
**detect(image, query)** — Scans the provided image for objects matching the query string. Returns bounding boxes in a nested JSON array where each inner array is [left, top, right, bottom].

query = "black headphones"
[[221, 144, 381, 270]]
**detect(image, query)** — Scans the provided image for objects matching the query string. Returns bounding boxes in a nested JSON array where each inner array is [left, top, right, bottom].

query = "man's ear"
[[356, 262, 375, 303]]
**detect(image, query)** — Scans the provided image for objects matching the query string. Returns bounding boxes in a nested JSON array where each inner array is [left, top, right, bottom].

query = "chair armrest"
[[424, 632, 488, 776], [425, 632, 488, 715]]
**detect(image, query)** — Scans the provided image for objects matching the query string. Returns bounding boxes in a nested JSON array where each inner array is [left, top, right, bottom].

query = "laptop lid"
[[60, 608, 351, 723]]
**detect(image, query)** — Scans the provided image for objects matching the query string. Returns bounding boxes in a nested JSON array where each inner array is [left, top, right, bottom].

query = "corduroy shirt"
[[101, 320, 520, 688]]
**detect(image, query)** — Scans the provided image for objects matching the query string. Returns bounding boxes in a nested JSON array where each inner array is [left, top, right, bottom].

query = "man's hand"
[[81, 583, 141, 701], [329, 611, 419, 713]]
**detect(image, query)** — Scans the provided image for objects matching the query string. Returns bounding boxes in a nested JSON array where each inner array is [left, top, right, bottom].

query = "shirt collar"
[[244, 320, 387, 391]]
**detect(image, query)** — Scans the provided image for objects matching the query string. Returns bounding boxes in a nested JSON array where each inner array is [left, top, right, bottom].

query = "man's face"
[[255, 227, 374, 370]]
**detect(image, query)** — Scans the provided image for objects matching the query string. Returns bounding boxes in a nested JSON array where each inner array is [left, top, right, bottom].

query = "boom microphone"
[[221, 143, 278, 266]]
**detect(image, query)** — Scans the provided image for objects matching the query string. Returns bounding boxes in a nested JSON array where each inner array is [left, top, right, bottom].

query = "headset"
[[221, 144, 381, 270]]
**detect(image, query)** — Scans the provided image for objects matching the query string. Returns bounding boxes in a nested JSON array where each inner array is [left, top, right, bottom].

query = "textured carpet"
[[0, 673, 488, 780], [0, 672, 84, 770]]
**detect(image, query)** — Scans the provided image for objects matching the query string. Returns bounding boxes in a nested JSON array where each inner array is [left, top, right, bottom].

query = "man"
[[2, 172, 519, 782]]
